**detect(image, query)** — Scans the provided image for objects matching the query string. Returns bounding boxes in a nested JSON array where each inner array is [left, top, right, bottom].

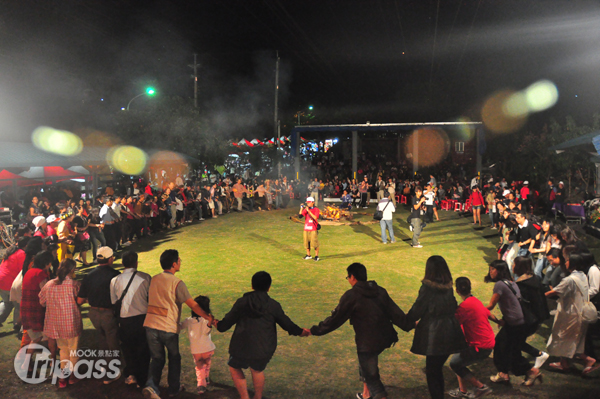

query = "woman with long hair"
[[71, 206, 91, 266], [485, 260, 542, 385], [40, 258, 82, 387], [407, 256, 467, 399], [545, 253, 600, 374], [0, 237, 29, 328], [530, 219, 553, 279]]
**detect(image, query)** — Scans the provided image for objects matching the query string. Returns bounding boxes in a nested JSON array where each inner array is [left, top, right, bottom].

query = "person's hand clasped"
[[300, 328, 312, 337]]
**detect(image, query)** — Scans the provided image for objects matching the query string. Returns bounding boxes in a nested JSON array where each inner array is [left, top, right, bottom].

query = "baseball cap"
[[306, 197, 315, 202], [502, 190, 511, 197], [96, 247, 114, 260], [523, 180, 529, 185], [559, 181, 564, 185], [46, 215, 58, 224]]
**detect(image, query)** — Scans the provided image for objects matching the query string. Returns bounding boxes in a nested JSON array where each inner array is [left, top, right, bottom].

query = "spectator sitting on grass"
[[216, 271, 310, 399]]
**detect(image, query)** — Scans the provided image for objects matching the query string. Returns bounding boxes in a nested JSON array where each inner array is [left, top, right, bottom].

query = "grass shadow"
[[249, 233, 305, 258]]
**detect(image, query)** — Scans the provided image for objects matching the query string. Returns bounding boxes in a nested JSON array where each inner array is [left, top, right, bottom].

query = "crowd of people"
[[0, 168, 599, 399]]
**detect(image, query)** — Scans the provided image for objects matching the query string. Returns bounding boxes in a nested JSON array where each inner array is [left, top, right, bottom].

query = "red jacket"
[[0, 249, 25, 291], [469, 191, 485, 207]]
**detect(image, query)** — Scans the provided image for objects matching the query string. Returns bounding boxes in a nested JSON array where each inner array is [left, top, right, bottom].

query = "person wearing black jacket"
[[216, 271, 309, 399], [311, 263, 413, 399], [406, 256, 467, 399], [513, 257, 551, 370]]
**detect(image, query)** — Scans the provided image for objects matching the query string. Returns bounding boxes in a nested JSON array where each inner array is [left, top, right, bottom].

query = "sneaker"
[[473, 384, 492, 398], [490, 226, 497, 230], [303, 255, 312, 260], [448, 388, 473, 398], [197, 386, 208, 394], [409, 225, 413, 231], [356, 394, 370, 399], [534, 351, 550, 369], [390, 240, 396, 243], [124, 375, 137, 385], [143, 387, 161, 399], [314, 256, 320, 262], [122, 241, 132, 246], [199, 218, 205, 221], [549, 309, 557, 316], [103, 370, 121, 384], [412, 244, 423, 248], [382, 242, 387, 244]]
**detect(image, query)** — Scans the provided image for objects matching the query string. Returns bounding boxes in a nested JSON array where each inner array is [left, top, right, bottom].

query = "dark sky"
[[1, 0, 600, 140]]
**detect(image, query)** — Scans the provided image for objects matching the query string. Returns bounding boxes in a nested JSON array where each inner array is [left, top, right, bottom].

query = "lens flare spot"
[[481, 90, 527, 134], [32, 126, 83, 156], [525, 80, 559, 112], [455, 117, 476, 141], [404, 128, 450, 168], [502, 92, 529, 118], [106, 146, 148, 175]]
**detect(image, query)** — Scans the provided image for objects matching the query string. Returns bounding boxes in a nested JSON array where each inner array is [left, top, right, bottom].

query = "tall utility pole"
[[274, 51, 280, 176], [189, 54, 200, 107]]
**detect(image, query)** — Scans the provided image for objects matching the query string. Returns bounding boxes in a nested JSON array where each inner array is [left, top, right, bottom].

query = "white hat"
[[96, 247, 114, 260], [523, 180, 529, 185], [33, 216, 46, 228], [559, 181, 564, 185], [46, 214, 58, 224], [306, 197, 315, 202], [502, 190, 511, 197]]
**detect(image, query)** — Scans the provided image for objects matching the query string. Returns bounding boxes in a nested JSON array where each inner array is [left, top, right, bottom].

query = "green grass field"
[[1, 202, 600, 399]]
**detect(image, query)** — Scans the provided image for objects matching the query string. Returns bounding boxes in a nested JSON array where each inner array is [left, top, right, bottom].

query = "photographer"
[[299, 197, 321, 261], [410, 186, 426, 248]]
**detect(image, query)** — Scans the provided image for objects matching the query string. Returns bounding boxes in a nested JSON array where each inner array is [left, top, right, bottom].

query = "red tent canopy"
[[0, 169, 43, 188], [19, 166, 85, 185]]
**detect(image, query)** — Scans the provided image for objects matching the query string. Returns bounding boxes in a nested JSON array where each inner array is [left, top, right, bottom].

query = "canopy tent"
[[0, 169, 43, 188], [20, 166, 86, 185]]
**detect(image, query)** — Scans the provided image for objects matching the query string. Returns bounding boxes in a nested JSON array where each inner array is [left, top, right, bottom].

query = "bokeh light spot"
[[481, 90, 527, 134], [404, 128, 450, 168], [32, 126, 83, 156], [106, 146, 148, 175], [455, 117, 476, 141], [525, 80, 558, 112]]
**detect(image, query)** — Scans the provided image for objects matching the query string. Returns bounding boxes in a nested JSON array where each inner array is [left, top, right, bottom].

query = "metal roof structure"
[[291, 121, 483, 134]]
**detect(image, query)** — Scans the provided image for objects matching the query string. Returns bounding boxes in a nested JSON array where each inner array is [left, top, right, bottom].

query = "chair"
[[400, 195, 407, 204], [454, 202, 463, 212], [441, 200, 450, 210]]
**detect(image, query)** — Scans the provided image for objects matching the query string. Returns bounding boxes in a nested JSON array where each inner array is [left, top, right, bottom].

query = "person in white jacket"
[[180, 295, 216, 394], [377, 191, 396, 244]]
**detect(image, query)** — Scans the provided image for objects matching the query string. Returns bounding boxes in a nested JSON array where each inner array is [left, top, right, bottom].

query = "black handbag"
[[113, 271, 138, 322], [502, 280, 538, 326], [374, 200, 391, 221]]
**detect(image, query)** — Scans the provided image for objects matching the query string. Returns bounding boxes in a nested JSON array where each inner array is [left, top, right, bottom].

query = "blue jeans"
[[88, 229, 106, 260], [380, 219, 395, 243], [0, 289, 18, 325], [358, 351, 387, 399], [534, 257, 547, 279], [145, 327, 181, 396], [517, 246, 530, 257]]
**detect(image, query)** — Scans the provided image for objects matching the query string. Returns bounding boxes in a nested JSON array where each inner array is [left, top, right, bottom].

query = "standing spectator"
[[110, 251, 151, 387], [309, 178, 320, 207], [87, 208, 106, 264], [180, 295, 216, 394], [311, 263, 412, 399], [359, 177, 370, 208], [484, 261, 542, 385], [515, 211, 537, 257], [299, 197, 320, 261], [76, 247, 122, 384], [485, 190, 497, 229], [520, 181, 531, 212], [386, 178, 396, 206], [142, 249, 214, 399], [554, 181, 566, 213], [469, 186, 485, 227], [57, 211, 75, 262], [40, 259, 82, 388], [217, 271, 308, 399], [99, 197, 118, 251], [406, 256, 467, 399], [21, 251, 53, 347], [448, 277, 495, 398], [0, 237, 28, 328], [410, 186, 426, 248], [545, 253, 600, 374], [377, 192, 396, 244], [375, 175, 386, 202], [424, 184, 436, 223]]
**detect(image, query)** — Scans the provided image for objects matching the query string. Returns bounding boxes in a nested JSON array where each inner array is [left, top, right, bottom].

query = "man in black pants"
[[310, 263, 413, 399]]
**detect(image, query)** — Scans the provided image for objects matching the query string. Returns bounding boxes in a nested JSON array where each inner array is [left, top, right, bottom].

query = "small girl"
[[180, 295, 216, 394]]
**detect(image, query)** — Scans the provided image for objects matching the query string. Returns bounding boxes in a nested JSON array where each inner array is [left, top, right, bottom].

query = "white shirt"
[[588, 264, 600, 299], [377, 199, 396, 220], [110, 268, 151, 318], [111, 203, 122, 218], [180, 316, 216, 354], [424, 191, 435, 206]]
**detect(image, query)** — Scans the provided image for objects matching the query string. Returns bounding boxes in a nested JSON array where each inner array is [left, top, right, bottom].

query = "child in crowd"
[[180, 295, 216, 394]]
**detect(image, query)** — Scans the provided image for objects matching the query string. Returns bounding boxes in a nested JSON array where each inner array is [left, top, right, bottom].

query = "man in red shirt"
[[448, 277, 497, 398], [520, 181, 530, 213], [299, 197, 320, 261]]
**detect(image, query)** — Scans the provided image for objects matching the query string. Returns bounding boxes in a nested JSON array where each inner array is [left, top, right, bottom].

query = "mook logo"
[[14, 344, 121, 384]]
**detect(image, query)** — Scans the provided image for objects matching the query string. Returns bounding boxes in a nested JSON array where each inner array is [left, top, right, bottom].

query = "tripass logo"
[[14, 343, 121, 384]]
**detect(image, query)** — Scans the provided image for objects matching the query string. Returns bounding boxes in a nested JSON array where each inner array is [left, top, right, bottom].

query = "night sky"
[[1, 0, 600, 141]]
